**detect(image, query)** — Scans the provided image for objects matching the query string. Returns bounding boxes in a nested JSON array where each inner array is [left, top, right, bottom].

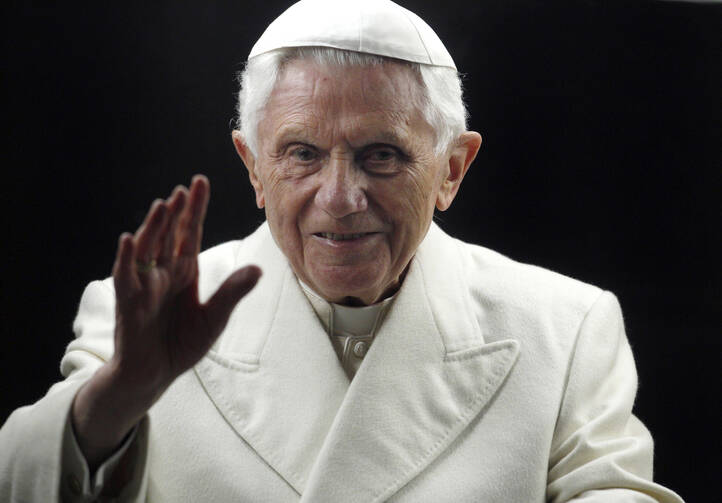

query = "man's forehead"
[[260, 60, 429, 148], [272, 120, 415, 148], [272, 59, 421, 107]]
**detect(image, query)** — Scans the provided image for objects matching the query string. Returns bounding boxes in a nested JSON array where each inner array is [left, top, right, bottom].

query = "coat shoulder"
[[460, 239, 602, 307], [455, 240, 602, 316], [434, 228, 607, 344]]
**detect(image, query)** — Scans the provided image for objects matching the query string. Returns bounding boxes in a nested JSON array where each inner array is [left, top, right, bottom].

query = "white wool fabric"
[[0, 222, 683, 502]]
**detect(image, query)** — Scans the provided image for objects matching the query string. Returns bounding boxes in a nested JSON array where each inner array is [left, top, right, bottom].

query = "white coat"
[[0, 222, 683, 502]]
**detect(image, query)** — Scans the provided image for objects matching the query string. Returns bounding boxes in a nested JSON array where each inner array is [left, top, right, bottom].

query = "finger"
[[177, 175, 210, 257], [113, 232, 138, 298], [134, 199, 168, 264], [203, 265, 262, 337], [157, 186, 188, 265]]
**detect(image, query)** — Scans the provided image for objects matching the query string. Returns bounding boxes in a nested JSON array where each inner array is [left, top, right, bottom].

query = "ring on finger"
[[135, 258, 157, 273]]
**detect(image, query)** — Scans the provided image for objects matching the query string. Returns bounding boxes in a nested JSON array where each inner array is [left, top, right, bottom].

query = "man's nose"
[[314, 157, 368, 218]]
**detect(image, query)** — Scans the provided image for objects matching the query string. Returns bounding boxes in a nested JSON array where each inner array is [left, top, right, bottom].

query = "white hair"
[[236, 46, 468, 157]]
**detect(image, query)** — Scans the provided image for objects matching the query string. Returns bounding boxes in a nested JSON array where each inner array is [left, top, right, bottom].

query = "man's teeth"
[[319, 232, 368, 241]]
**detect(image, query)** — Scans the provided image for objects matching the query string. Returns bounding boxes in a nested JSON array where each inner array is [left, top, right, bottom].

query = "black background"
[[2, 1, 720, 500]]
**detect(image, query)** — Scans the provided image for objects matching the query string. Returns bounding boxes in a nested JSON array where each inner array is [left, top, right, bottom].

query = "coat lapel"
[[301, 224, 520, 502], [194, 223, 520, 501], [194, 225, 350, 495]]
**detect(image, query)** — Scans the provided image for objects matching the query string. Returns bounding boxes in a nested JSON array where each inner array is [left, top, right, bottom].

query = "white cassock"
[[0, 222, 683, 502]]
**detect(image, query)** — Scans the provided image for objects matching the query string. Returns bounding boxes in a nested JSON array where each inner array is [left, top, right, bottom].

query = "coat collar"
[[194, 223, 520, 500]]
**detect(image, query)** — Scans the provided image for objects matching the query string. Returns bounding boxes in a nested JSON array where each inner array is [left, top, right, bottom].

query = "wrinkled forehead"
[[260, 58, 431, 148], [272, 56, 425, 114]]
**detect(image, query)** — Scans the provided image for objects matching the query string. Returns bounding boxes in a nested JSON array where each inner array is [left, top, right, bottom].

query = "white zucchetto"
[[248, 0, 456, 69]]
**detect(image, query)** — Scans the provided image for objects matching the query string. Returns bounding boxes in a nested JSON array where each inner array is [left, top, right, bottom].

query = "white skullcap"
[[248, 0, 456, 70]]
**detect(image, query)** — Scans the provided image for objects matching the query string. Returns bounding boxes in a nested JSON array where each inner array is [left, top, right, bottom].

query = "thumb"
[[203, 265, 262, 336]]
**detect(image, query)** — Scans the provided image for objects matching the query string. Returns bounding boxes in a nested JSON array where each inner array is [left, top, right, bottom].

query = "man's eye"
[[290, 146, 317, 162], [367, 149, 396, 162], [362, 146, 404, 174]]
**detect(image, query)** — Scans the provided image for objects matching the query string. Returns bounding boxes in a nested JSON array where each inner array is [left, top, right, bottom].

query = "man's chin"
[[305, 267, 389, 306]]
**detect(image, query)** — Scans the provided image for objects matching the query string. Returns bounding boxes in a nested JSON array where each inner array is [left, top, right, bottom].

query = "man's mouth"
[[315, 232, 373, 241]]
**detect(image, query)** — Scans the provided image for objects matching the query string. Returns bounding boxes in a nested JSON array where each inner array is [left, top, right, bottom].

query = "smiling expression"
[[235, 59, 476, 305]]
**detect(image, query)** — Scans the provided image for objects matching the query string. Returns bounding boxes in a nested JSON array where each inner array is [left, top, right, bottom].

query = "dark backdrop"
[[2, 1, 719, 500]]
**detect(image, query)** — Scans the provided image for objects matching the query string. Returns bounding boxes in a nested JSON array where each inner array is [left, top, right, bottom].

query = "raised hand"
[[111, 175, 260, 395], [72, 175, 261, 469]]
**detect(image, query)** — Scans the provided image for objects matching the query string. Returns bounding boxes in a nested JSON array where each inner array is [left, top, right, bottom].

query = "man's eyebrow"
[[348, 127, 413, 149], [273, 124, 314, 145], [363, 131, 407, 145]]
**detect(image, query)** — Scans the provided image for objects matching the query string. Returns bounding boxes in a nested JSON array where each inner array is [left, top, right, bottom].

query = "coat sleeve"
[[546, 291, 683, 502], [0, 280, 149, 502]]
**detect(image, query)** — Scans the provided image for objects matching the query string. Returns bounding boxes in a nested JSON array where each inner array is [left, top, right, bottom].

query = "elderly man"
[[0, 0, 683, 502]]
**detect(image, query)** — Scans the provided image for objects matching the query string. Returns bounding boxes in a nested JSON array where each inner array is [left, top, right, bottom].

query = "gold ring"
[[136, 259, 157, 273]]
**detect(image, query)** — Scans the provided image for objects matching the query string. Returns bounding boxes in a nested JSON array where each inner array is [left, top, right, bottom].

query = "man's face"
[[238, 59, 464, 305]]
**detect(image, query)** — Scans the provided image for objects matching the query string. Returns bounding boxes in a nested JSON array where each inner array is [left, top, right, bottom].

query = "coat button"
[[353, 341, 368, 358], [66, 473, 82, 495]]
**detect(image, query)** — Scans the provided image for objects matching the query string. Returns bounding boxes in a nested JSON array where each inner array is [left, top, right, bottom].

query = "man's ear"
[[232, 130, 265, 209], [436, 131, 482, 211]]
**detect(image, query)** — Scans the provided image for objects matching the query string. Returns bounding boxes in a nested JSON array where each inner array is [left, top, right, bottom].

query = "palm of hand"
[[111, 176, 260, 398]]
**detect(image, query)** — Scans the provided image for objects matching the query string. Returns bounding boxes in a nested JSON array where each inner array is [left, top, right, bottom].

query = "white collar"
[[298, 280, 396, 337]]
